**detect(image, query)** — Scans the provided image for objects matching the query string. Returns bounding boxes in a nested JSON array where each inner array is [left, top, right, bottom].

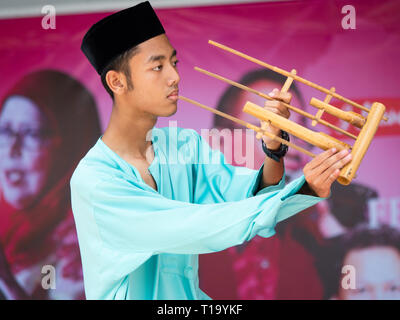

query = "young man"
[[71, 1, 352, 299]]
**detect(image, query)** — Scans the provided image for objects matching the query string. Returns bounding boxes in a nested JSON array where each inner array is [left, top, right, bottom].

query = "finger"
[[262, 126, 280, 137], [263, 107, 279, 115], [277, 92, 292, 104], [265, 100, 280, 108], [269, 90, 292, 104], [305, 153, 346, 189], [263, 108, 290, 122], [313, 149, 351, 176], [266, 99, 289, 113], [275, 102, 290, 118], [307, 165, 340, 197], [306, 148, 338, 171], [264, 102, 290, 119], [260, 118, 280, 132], [323, 168, 341, 189], [259, 120, 273, 131], [313, 169, 340, 197], [318, 152, 352, 182], [269, 88, 280, 96]]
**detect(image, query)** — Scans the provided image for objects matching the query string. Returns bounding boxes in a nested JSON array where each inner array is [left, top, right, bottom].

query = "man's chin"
[[160, 103, 177, 117]]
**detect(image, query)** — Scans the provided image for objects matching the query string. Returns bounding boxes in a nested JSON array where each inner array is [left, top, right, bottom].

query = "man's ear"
[[105, 70, 127, 96]]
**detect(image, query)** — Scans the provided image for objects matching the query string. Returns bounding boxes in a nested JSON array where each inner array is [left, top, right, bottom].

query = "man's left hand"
[[261, 88, 291, 150]]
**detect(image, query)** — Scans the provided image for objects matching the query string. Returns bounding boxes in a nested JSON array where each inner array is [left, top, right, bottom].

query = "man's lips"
[[167, 90, 179, 99]]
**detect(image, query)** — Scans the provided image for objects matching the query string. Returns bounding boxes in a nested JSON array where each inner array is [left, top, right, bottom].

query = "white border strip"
[[0, 0, 289, 19]]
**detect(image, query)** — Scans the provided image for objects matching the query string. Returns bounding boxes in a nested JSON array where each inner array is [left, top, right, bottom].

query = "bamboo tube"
[[209, 40, 388, 122], [243, 101, 351, 151], [310, 98, 366, 128], [194, 66, 357, 140], [178, 95, 316, 158], [337, 102, 386, 185]]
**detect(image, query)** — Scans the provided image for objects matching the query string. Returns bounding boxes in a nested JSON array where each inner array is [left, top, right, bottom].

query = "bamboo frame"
[[337, 102, 385, 185], [179, 40, 388, 185], [194, 67, 358, 140], [208, 40, 388, 122]]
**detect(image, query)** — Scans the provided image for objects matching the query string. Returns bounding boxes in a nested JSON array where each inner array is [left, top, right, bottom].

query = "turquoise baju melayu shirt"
[[70, 126, 324, 300]]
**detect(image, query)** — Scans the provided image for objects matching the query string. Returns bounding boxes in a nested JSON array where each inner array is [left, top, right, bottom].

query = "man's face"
[[337, 246, 400, 300], [124, 34, 180, 117]]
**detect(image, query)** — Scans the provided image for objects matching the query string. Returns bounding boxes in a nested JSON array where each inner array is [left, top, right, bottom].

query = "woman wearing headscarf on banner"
[[0, 70, 101, 299]]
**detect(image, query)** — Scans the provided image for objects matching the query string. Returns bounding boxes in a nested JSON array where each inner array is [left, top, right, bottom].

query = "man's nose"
[[167, 65, 180, 87]]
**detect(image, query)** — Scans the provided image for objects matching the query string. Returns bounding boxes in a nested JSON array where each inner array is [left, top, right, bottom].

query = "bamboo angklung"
[[179, 40, 388, 185]]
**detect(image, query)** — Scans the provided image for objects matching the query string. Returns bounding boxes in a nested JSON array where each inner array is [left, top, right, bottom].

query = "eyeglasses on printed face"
[[0, 126, 60, 151]]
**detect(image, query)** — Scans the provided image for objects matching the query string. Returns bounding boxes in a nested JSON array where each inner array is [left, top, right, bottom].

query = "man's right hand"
[[302, 148, 353, 198]]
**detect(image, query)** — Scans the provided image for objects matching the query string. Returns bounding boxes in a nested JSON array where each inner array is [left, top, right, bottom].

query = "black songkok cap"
[[81, 1, 165, 75]]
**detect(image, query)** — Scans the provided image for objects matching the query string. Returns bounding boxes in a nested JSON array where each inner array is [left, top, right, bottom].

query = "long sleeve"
[[72, 172, 322, 258]]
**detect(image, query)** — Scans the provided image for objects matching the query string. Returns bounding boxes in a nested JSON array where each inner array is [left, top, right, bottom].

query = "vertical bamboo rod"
[[337, 102, 386, 185]]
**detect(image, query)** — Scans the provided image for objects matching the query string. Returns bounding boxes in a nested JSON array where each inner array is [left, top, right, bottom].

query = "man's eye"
[[173, 60, 179, 67], [153, 65, 162, 71]]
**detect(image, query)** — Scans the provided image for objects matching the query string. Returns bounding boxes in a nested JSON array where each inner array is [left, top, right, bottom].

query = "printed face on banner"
[[0, 96, 58, 209], [337, 246, 400, 300]]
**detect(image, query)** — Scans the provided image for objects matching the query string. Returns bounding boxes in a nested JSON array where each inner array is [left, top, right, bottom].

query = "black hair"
[[327, 182, 378, 228], [213, 68, 307, 129], [100, 45, 139, 99]]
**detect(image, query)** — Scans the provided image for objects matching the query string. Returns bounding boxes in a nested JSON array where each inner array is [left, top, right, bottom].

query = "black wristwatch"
[[261, 130, 290, 162]]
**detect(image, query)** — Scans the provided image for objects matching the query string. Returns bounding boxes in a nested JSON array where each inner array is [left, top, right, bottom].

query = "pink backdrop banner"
[[0, 0, 399, 300]]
